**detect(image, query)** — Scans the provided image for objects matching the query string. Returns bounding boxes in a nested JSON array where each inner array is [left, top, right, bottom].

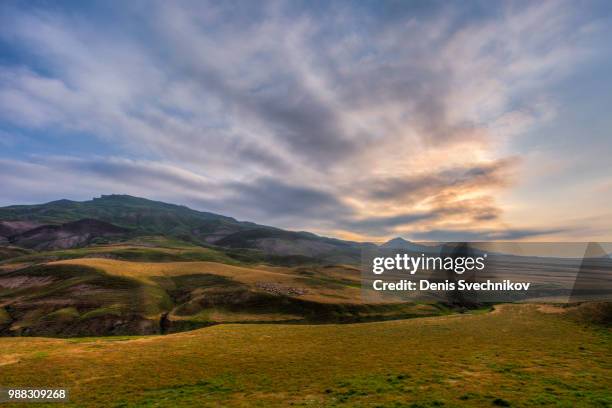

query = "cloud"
[[0, 156, 352, 229], [410, 228, 571, 242], [361, 158, 518, 203], [0, 157, 210, 202], [339, 197, 504, 236], [0, 0, 605, 240], [341, 212, 439, 236], [222, 177, 353, 221], [0, 1, 585, 166]]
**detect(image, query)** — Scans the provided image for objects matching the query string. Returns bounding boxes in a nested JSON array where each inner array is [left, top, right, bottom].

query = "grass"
[[0, 246, 32, 261], [2, 259, 447, 336], [80, 305, 123, 321], [44, 307, 80, 320], [0, 304, 609, 407], [0, 307, 11, 324], [50, 258, 365, 304], [0, 238, 242, 266], [0, 263, 159, 336]]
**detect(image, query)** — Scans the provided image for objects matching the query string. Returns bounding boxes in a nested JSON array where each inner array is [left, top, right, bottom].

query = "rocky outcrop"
[[7, 219, 129, 250]]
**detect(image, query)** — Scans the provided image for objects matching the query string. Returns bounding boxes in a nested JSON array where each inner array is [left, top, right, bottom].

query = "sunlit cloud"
[[0, 0, 611, 240]]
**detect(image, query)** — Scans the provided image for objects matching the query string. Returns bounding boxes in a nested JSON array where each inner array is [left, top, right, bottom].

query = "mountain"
[[0, 195, 247, 239], [380, 237, 439, 254], [0, 195, 370, 262], [381, 237, 416, 249]]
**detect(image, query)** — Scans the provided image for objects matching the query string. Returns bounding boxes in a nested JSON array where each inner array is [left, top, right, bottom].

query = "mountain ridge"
[[0, 195, 381, 262]]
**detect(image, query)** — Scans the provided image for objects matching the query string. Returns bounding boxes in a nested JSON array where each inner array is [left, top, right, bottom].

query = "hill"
[[0, 196, 411, 336], [0, 253, 450, 336], [0, 195, 370, 262]]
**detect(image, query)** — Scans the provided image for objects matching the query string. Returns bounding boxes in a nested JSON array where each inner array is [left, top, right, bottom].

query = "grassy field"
[[1, 254, 449, 336], [50, 258, 365, 304], [1, 235, 610, 406], [0, 237, 244, 266], [0, 303, 609, 407]]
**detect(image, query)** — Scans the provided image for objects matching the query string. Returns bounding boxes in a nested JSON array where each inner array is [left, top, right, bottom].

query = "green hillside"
[[0, 195, 368, 262], [0, 247, 453, 336], [0, 304, 609, 407], [0, 195, 249, 238]]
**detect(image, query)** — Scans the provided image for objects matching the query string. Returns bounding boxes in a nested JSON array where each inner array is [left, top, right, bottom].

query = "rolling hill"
[[0, 195, 446, 336], [0, 195, 371, 263], [3, 195, 608, 338], [0, 197, 610, 407], [0, 244, 449, 336]]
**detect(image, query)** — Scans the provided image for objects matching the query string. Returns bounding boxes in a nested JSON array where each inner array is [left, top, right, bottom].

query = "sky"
[[1, 0, 611, 242]]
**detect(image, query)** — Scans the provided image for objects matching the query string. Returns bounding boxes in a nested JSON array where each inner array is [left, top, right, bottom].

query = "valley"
[[0, 237, 452, 336]]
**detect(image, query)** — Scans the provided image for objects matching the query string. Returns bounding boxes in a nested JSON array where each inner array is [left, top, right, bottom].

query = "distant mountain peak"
[[386, 237, 411, 244], [381, 237, 412, 247], [380, 237, 434, 252]]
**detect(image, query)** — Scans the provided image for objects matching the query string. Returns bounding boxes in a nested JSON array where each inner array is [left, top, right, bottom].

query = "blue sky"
[[1, 0, 611, 241]]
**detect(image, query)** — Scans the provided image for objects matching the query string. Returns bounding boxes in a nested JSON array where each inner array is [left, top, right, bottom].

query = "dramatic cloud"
[[410, 228, 572, 242], [0, 0, 610, 240], [360, 159, 517, 202], [0, 157, 353, 229]]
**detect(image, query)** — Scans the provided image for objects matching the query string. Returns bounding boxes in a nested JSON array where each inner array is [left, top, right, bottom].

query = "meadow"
[[0, 303, 610, 407]]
